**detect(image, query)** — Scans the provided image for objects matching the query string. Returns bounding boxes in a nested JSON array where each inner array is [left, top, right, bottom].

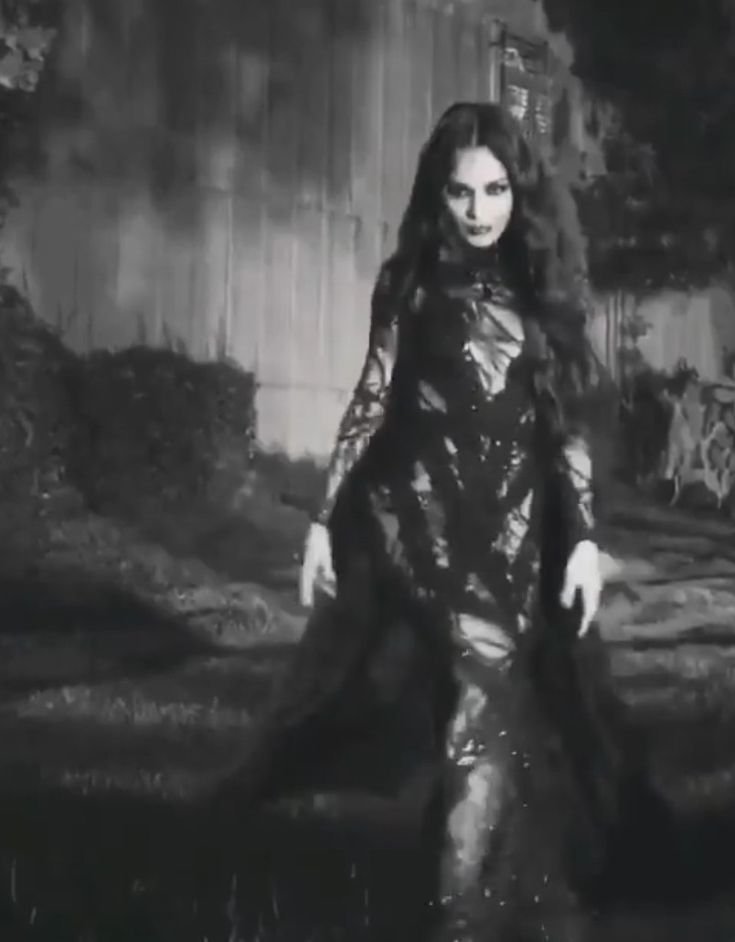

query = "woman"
[[218, 103, 645, 940]]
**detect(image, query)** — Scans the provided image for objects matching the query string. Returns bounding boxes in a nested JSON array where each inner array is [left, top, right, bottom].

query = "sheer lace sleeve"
[[554, 429, 596, 546], [530, 331, 597, 547], [313, 264, 400, 526]]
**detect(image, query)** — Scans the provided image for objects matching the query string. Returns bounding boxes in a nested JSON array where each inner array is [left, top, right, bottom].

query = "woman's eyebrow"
[[447, 175, 509, 187]]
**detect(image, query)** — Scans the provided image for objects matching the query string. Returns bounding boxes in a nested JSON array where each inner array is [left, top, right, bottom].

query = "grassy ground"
[[0, 476, 735, 939]]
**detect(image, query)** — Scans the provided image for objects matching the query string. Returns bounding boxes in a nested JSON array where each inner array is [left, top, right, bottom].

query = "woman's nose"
[[466, 196, 477, 220]]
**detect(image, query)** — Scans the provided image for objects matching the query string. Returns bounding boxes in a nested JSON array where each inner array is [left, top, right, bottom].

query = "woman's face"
[[443, 146, 514, 249]]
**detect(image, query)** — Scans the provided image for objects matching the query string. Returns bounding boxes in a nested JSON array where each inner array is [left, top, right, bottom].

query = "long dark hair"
[[386, 101, 597, 400]]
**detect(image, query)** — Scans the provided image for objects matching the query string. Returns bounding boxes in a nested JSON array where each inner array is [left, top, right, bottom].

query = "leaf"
[[15, 25, 55, 60], [0, 47, 23, 88]]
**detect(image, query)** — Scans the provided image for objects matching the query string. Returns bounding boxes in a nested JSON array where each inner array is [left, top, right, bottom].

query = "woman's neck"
[[433, 234, 504, 299], [437, 228, 501, 278]]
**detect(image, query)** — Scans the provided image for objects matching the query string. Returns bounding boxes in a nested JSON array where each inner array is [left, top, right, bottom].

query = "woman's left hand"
[[559, 539, 602, 637]]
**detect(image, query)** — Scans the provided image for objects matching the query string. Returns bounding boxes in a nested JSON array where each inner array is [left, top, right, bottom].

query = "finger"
[[577, 586, 590, 636], [591, 581, 601, 619], [559, 571, 576, 609], [321, 549, 335, 583], [578, 581, 600, 637], [299, 561, 314, 608]]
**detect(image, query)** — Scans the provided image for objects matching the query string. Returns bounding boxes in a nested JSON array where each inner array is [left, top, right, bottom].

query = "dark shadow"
[[0, 569, 201, 636], [113, 501, 304, 591], [0, 604, 437, 941], [587, 799, 735, 911], [0, 565, 225, 699], [2, 592, 735, 938], [531, 627, 735, 916], [606, 501, 735, 549], [0, 780, 428, 942], [609, 629, 735, 652], [533, 489, 735, 918], [2, 645, 735, 940]]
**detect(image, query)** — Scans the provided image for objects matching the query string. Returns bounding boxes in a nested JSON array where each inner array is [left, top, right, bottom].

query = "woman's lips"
[[465, 224, 493, 236]]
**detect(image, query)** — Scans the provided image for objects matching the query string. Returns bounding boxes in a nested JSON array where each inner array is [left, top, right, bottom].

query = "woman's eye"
[[446, 183, 468, 200], [446, 181, 509, 199]]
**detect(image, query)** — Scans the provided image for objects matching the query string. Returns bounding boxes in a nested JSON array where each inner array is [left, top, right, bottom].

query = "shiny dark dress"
[[222, 248, 646, 940]]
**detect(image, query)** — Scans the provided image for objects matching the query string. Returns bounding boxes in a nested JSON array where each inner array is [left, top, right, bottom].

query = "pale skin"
[[300, 146, 602, 636]]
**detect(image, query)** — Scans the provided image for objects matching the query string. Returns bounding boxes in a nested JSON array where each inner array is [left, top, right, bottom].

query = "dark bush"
[[0, 284, 79, 551], [68, 346, 257, 513]]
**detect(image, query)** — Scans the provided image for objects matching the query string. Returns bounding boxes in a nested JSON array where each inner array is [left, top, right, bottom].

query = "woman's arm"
[[554, 429, 596, 547], [313, 265, 400, 526], [531, 336, 598, 548]]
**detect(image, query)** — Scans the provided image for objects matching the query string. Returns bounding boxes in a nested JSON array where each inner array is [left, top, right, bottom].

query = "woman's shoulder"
[[372, 253, 428, 321], [374, 254, 404, 296]]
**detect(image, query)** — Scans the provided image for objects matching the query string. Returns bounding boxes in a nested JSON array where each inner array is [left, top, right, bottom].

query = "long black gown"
[[218, 247, 652, 940]]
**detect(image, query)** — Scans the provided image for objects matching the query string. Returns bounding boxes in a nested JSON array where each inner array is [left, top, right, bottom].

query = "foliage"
[[68, 347, 258, 513], [0, 0, 56, 93], [0, 283, 78, 559], [0, 0, 57, 250], [542, 0, 735, 296], [0, 4, 60, 550]]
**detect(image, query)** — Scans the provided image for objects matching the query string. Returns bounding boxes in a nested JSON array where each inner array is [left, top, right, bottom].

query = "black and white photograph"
[[1, 0, 735, 939]]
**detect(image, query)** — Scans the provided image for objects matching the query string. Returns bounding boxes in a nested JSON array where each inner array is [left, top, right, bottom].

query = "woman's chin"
[[462, 231, 499, 250]]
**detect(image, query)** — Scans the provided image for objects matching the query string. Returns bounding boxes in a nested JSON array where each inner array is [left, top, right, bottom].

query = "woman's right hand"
[[299, 522, 335, 608]]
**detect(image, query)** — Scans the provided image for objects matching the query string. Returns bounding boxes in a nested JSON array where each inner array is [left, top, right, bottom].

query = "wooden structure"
[[2, 0, 575, 457]]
